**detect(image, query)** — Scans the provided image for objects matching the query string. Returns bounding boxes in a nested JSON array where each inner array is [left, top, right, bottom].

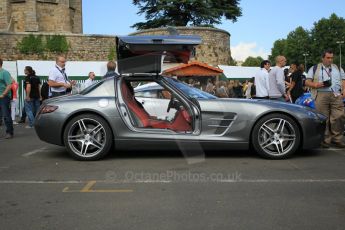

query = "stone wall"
[[0, 0, 82, 33], [0, 27, 231, 64], [0, 0, 11, 31], [70, 0, 83, 33], [0, 32, 116, 61], [130, 27, 231, 66]]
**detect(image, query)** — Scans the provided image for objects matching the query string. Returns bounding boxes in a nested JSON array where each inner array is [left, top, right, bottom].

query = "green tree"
[[310, 13, 345, 67], [131, 0, 242, 30], [242, 56, 263, 67], [270, 14, 345, 69], [284, 27, 311, 65], [269, 39, 287, 65]]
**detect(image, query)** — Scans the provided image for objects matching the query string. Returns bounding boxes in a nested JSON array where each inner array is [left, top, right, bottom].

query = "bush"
[[108, 47, 116, 61], [17, 34, 69, 55], [17, 34, 45, 54], [46, 35, 69, 53]]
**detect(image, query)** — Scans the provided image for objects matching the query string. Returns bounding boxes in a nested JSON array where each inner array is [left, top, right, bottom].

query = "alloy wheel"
[[257, 118, 296, 156], [67, 118, 106, 158]]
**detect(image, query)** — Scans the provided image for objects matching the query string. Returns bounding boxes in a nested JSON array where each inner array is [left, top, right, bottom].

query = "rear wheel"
[[252, 113, 300, 159], [63, 114, 113, 160]]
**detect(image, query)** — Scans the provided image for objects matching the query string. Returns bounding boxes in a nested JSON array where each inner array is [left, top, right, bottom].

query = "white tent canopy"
[[3, 61, 17, 79], [218, 65, 260, 80], [16, 60, 109, 76]]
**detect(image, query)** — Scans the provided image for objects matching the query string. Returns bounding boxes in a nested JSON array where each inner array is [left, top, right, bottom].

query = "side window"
[[134, 81, 176, 120], [159, 90, 172, 99], [135, 90, 158, 98]]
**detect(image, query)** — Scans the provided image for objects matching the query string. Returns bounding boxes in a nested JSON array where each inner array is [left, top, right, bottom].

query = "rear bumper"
[[34, 112, 65, 146]]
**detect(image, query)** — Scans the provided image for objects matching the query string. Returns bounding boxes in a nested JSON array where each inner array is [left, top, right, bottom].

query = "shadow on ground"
[[42, 145, 323, 161]]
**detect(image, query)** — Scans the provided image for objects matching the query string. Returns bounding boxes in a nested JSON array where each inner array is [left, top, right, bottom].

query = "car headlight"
[[315, 112, 327, 121], [306, 111, 318, 119], [306, 110, 326, 121]]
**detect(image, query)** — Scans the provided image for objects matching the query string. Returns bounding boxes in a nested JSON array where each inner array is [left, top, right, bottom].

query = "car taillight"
[[40, 105, 59, 114]]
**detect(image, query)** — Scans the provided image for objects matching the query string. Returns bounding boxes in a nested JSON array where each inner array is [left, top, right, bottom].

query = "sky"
[[83, 0, 345, 61]]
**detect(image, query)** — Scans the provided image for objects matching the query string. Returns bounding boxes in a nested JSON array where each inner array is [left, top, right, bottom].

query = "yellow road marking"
[[62, 181, 133, 193], [81, 180, 97, 192]]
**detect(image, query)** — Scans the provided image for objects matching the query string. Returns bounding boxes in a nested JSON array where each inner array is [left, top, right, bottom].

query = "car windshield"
[[164, 77, 217, 99]]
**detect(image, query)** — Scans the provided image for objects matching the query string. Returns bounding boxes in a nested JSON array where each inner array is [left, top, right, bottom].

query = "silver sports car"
[[34, 35, 326, 160]]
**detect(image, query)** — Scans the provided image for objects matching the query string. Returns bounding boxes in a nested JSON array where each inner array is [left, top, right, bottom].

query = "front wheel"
[[252, 114, 301, 159], [63, 114, 113, 160]]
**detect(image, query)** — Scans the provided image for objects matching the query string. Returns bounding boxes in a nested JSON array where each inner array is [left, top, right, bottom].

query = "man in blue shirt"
[[305, 49, 345, 148], [0, 58, 14, 139]]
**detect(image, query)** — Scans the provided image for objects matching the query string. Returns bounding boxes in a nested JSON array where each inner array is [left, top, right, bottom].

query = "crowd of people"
[[198, 78, 246, 98], [0, 56, 118, 139], [184, 50, 345, 148], [0, 49, 345, 148], [198, 57, 306, 101]]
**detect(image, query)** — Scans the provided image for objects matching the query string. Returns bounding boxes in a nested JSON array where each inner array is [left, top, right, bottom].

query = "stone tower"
[[0, 0, 82, 33], [131, 27, 231, 66]]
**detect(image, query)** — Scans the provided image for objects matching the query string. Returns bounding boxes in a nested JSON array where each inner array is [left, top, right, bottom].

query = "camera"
[[323, 80, 332, 87]]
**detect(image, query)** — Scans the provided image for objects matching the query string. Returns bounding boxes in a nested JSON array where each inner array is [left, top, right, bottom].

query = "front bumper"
[[302, 116, 326, 149]]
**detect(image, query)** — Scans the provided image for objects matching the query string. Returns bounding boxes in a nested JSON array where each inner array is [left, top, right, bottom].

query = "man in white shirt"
[[254, 60, 271, 99], [84, 72, 96, 88], [269, 55, 288, 101], [48, 55, 75, 98]]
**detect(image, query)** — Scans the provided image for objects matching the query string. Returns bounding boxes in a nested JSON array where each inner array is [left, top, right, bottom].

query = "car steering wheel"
[[167, 96, 178, 112]]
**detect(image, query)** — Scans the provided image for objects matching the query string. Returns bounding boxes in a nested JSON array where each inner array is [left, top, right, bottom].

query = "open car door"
[[115, 34, 202, 135], [116, 35, 201, 74]]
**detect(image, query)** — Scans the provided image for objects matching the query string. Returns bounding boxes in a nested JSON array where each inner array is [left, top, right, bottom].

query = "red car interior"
[[121, 80, 192, 132]]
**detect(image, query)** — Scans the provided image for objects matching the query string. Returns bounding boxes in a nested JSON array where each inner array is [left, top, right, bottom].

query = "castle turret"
[[0, 0, 82, 33], [0, 0, 11, 31]]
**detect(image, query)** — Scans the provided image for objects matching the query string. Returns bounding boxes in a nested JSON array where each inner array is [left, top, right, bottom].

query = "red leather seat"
[[121, 80, 192, 132]]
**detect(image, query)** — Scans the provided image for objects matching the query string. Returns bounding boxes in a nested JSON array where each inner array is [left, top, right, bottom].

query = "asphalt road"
[[0, 124, 345, 230]]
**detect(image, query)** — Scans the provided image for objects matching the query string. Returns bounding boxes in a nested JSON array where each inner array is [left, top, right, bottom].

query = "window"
[[135, 90, 158, 98], [165, 77, 217, 99], [37, 0, 58, 4]]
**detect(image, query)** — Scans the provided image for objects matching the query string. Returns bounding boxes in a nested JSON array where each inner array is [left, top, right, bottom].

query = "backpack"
[[312, 64, 340, 77], [41, 82, 50, 100]]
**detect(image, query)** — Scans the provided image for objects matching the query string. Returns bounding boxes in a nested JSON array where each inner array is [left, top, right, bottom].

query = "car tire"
[[63, 114, 113, 161], [251, 113, 301, 159]]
